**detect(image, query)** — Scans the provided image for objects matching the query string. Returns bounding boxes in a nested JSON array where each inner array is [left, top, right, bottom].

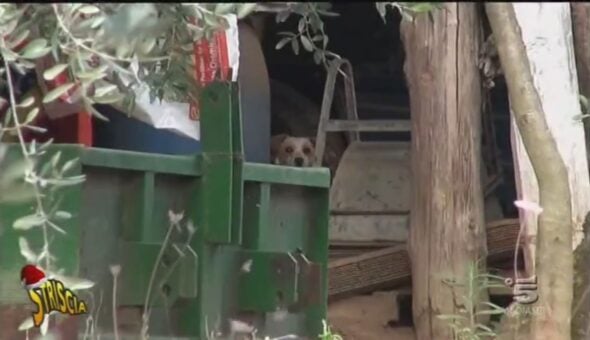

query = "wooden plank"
[[325, 119, 411, 132], [330, 214, 408, 243], [328, 219, 520, 300], [510, 3, 590, 275]]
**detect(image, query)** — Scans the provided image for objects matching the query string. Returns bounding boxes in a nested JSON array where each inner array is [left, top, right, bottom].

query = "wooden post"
[[509, 3, 590, 275], [400, 4, 487, 339]]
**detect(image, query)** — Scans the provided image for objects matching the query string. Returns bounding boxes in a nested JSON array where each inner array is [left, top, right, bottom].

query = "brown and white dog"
[[271, 134, 317, 168]]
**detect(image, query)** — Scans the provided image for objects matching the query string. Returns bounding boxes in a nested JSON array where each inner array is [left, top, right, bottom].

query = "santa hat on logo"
[[21, 264, 47, 290]]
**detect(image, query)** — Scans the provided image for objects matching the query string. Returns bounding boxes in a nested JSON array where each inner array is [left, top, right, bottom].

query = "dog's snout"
[[294, 157, 304, 167]]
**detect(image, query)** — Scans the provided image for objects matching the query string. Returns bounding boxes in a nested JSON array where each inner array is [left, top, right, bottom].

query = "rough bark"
[[571, 5, 590, 339], [572, 4, 590, 111], [485, 3, 574, 340], [572, 212, 590, 339], [400, 4, 487, 340]]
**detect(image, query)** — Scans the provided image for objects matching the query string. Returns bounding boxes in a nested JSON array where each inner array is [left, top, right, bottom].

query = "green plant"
[[318, 320, 343, 340], [438, 260, 507, 340]]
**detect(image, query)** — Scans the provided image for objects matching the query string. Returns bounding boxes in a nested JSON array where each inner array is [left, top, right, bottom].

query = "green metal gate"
[[0, 83, 330, 339]]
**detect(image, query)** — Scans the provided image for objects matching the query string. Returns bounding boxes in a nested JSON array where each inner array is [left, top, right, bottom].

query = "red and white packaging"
[[112, 13, 240, 141], [189, 14, 240, 121], [34, 55, 86, 120]]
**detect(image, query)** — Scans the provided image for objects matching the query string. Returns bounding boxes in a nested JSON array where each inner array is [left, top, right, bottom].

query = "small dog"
[[271, 134, 317, 167]]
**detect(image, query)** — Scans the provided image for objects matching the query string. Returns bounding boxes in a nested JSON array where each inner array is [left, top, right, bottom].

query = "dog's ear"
[[309, 137, 316, 146], [271, 134, 289, 147], [270, 134, 289, 159]]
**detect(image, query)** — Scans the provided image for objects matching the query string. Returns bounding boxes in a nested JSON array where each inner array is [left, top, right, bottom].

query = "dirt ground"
[[328, 290, 415, 340]]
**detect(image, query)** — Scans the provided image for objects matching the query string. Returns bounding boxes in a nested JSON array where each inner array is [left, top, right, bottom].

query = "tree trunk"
[[572, 213, 590, 339], [571, 5, 590, 338], [400, 4, 487, 339], [572, 4, 590, 110], [485, 3, 576, 340]]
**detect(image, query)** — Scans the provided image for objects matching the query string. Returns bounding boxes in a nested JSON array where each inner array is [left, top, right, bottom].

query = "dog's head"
[[271, 134, 317, 167]]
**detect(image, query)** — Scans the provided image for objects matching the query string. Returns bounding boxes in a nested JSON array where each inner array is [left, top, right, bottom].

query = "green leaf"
[[61, 158, 79, 174], [54, 211, 72, 220], [115, 44, 131, 59], [43, 63, 69, 81], [375, 3, 388, 21], [215, 3, 235, 15], [17, 59, 36, 70], [94, 84, 118, 97], [92, 92, 125, 105], [78, 5, 100, 15], [1, 47, 19, 62], [291, 39, 300, 55], [25, 125, 47, 133], [43, 83, 75, 103], [49, 175, 86, 187], [301, 35, 314, 52], [48, 221, 67, 234], [276, 11, 290, 23], [475, 309, 506, 316], [476, 324, 494, 333], [298, 17, 306, 33], [409, 3, 437, 13], [275, 37, 291, 50], [139, 37, 157, 54], [90, 15, 106, 29], [77, 65, 109, 80], [21, 38, 51, 59], [7, 29, 30, 49], [39, 138, 54, 151], [309, 13, 323, 33], [13, 214, 45, 230], [203, 12, 219, 27], [18, 96, 35, 108], [313, 50, 323, 64], [317, 9, 339, 17], [277, 31, 296, 37], [18, 237, 37, 263], [24, 108, 39, 124], [51, 151, 62, 168], [84, 101, 109, 121], [480, 301, 506, 311], [237, 3, 258, 19], [68, 3, 84, 15]]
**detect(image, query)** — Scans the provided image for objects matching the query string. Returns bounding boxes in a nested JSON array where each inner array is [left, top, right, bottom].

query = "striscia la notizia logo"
[[20, 264, 88, 328]]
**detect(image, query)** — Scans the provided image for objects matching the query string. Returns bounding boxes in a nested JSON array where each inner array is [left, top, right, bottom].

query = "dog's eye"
[[303, 147, 311, 155], [285, 146, 293, 153]]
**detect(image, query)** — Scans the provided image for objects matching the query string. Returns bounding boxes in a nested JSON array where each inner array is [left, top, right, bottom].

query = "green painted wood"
[[0, 82, 330, 339], [80, 147, 202, 176], [242, 163, 330, 188], [199, 83, 235, 244]]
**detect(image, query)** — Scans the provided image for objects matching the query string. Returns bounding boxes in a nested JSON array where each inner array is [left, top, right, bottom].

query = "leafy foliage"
[[438, 260, 507, 340]]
